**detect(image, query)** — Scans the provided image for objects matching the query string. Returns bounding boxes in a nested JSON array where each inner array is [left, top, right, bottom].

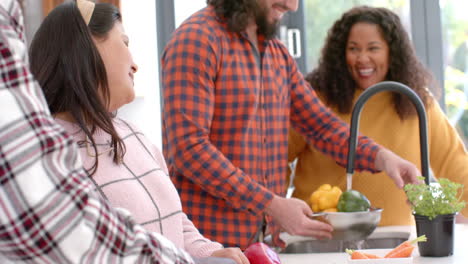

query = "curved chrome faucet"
[[346, 81, 430, 190]]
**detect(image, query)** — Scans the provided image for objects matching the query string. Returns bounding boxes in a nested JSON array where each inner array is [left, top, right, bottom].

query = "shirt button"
[[263, 137, 267, 143]]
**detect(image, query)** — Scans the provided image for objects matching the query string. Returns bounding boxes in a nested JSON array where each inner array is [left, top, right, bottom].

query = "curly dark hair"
[[307, 6, 437, 119], [206, 0, 257, 32]]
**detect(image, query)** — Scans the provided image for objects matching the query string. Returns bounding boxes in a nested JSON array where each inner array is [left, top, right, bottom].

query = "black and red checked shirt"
[[162, 5, 380, 249]]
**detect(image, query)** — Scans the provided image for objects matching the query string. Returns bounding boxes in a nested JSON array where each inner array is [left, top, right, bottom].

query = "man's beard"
[[254, 5, 280, 39]]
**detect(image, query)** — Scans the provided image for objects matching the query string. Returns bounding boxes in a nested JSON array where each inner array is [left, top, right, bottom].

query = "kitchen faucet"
[[345, 81, 430, 190]]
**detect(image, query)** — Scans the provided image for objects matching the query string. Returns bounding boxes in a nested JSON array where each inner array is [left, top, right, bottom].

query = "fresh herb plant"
[[404, 177, 466, 220]]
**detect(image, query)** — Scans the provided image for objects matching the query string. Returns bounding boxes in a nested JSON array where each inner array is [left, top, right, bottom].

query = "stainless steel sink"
[[281, 231, 409, 254]]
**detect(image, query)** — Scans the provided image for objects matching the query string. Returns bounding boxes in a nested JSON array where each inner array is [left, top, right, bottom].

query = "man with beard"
[[161, 0, 421, 249]]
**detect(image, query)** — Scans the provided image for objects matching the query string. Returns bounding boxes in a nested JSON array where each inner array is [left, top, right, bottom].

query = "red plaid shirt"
[[162, 6, 380, 249]]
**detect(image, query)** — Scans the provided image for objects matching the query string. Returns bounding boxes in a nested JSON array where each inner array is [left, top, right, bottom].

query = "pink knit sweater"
[[56, 118, 222, 258]]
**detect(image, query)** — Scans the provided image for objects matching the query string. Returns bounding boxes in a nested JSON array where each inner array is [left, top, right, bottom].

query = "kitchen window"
[[440, 0, 468, 145]]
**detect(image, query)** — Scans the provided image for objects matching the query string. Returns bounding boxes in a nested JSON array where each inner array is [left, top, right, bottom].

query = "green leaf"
[[404, 178, 466, 220]]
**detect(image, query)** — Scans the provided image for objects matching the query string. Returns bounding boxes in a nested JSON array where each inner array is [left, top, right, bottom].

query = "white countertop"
[[279, 224, 468, 264]]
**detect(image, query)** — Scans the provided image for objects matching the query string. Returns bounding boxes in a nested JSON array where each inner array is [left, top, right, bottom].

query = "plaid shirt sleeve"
[[0, 1, 193, 263], [288, 55, 381, 172], [162, 24, 274, 215]]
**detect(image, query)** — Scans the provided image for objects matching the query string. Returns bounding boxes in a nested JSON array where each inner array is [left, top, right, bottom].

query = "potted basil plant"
[[404, 177, 466, 257]]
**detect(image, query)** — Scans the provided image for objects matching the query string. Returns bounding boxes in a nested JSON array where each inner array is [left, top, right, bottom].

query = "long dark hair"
[[206, 0, 258, 32], [307, 6, 436, 119], [29, 1, 125, 176]]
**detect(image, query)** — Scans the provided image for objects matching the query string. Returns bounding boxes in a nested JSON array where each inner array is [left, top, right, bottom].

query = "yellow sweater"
[[288, 90, 468, 226]]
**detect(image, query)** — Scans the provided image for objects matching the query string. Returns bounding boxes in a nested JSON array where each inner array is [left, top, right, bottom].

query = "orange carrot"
[[362, 252, 382, 259], [345, 249, 369, 259], [351, 251, 370, 259], [386, 245, 415, 258], [384, 235, 426, 258]]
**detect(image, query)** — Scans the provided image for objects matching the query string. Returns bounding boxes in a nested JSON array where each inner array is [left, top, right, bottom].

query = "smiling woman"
[[345, 22, 389, 91], [93, 21, 138, 112], [30, 1, 131, 174], [302, 0, 410, 73], [27, 2, 248, 262], [288, 5, 468, 227]]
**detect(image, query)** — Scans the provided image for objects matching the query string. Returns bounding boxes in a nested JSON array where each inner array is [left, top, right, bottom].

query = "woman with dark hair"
[[29, 1, 247, 263], [288, 6, 468, 225]]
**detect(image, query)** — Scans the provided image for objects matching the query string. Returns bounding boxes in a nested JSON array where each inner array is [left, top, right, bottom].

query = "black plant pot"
[[414, 213, 456, 257]]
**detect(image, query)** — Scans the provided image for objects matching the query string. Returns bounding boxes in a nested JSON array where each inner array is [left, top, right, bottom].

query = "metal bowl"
[[311, 208, 383, 241]]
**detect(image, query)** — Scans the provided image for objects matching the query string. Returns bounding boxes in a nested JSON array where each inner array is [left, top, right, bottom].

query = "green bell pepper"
[[337, 190, 371, 212]]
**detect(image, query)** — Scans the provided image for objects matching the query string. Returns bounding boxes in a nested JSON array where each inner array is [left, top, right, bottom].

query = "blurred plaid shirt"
[[0, 1, 193, 263], [162, 6, 380, 249]]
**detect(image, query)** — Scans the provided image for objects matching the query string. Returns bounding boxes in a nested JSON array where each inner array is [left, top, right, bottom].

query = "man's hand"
[[374, 148, 422, 188], [211, 248, 250, 264], [265, 196, 333, 240]]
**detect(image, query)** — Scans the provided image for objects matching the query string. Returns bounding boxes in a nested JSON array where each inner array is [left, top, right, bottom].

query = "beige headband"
[[77, 0, 95, 25]]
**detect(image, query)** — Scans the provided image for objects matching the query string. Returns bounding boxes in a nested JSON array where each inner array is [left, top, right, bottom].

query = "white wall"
[[117, 0, 208, 150], [23, 0, 42, 45], [118, 0, 162, 148], [174, 0, 207, 27]]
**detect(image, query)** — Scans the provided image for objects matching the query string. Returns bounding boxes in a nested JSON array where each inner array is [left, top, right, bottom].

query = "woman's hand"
[[211, 248, 250, 264], [375, 148, 422, 188]]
